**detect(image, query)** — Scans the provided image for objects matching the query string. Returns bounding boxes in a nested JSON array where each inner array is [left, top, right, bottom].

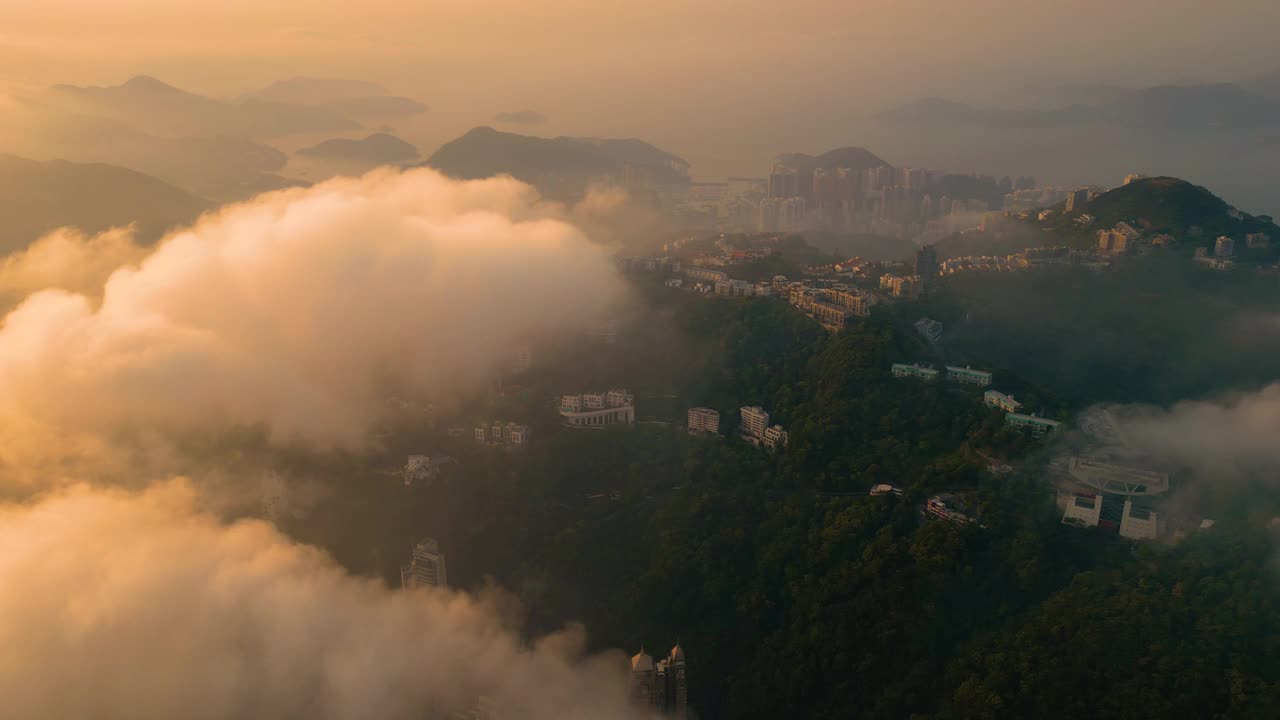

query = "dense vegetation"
[[283, 271, 1280, 719]]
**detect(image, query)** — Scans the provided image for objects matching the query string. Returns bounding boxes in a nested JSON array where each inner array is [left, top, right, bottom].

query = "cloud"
[[0, 167, 623, 486], [0, 480, 637, 719], [0, 226, 149, 309], [1104, 382, 1280, 478], [494, 109, 547, 126]]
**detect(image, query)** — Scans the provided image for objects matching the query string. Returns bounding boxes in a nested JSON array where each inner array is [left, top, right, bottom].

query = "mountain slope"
[[878, 84, 1280, 130], [0, 155, 210, 253], [775, 146, 892, 172], [297, 133, 419, 164], [48, 76, 359, 137], [424, 127, 690, 199]]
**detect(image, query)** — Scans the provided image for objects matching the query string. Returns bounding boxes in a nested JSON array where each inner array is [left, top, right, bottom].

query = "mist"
[[0, 480, 638, 719], [0, 167, 622, 486]]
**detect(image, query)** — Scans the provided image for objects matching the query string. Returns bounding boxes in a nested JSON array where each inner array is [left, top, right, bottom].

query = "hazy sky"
[[2, 1, 1279, 190]]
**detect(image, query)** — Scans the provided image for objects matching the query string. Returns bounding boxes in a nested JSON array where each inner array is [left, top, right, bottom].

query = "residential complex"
[[474, 421, 530, 447], [891, 362, 939, 381], [400, 538, 448, 590], [879, 273, 921, 298], [687, 406, 721, 435], [945, 365, 993, 386], [630, 645, 688, 718], [560, 389, 636, 428], [788, 283, 871, 331]]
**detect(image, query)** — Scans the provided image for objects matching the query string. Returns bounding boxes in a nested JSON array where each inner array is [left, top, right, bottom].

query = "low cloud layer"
[[0, 167, 622, 485], [0, 226, 149, 308], [0, 481, 637, 719], [1103, 382, 1280, 478]]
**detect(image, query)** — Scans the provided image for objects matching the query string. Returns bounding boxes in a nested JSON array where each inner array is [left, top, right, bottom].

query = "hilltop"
[[297, 133, 419, 164], [0, 155, 210, 253], [49, 76, 358, 138], [424, 127, 689, 200], [774, 146, 892, 172], [936, 177, 1280, 260]]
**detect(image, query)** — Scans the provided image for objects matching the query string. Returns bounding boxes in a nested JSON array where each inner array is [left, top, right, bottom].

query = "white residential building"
[[739, 406, 770, 439], [763, 424, 789, 450], [687, 407, 720, 435]]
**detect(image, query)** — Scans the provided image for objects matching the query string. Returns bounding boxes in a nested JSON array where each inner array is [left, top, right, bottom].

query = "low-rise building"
[[1214, 235, 1235, 258], [983, 389, 1022, 412], [915, 318, 943, 343], [925, 494, 977, 525], [891, 362, 939, 381], [879, 273, 921, 298], [763, 424, 789, 450], [870, 483, 903, 496], [1005, 412, 1061, 437], [945, 365, 993, 386], [1246, 232, 1271, 249], [1119, 500, 1161, 540], [561, 390, 635, 428], [687, 406, 720, 435], [1060, 491, 1102, 528], [684, 267, 729, 284], [474, 421, 530, 447]]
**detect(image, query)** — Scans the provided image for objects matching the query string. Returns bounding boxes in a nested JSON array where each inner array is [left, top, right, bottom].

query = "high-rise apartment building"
[[401, 538, 448, 590], [739, 405, 769, 439], [1065, 187, 1089, 213], [687, 407, 720, 435], [630, 645, 688, 718]]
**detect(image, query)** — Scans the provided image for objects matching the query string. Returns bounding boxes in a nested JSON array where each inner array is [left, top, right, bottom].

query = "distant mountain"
[[494, 110, 547, 126], [242, 77, 426, 122], [243, 77, 388, 104], [48, 76, 359, 138], [0, 155, 210, 253], [774, 146, 892, 172], [879, 84, 1280, 130], [1019, 83, 1134, 108], [1095, 84, 1280, 129], [424, 127, 689, 199], [1244, 68, 1280, 101], [875, 98, 1074, 128], [297, 133, 419, 164]]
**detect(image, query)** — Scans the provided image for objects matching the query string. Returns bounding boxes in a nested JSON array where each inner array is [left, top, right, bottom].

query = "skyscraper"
[[768, 165, 798, 198], [913, 244, 939, 278], [1065, 187, 1089, 213], [401, 538, 448, 589]]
